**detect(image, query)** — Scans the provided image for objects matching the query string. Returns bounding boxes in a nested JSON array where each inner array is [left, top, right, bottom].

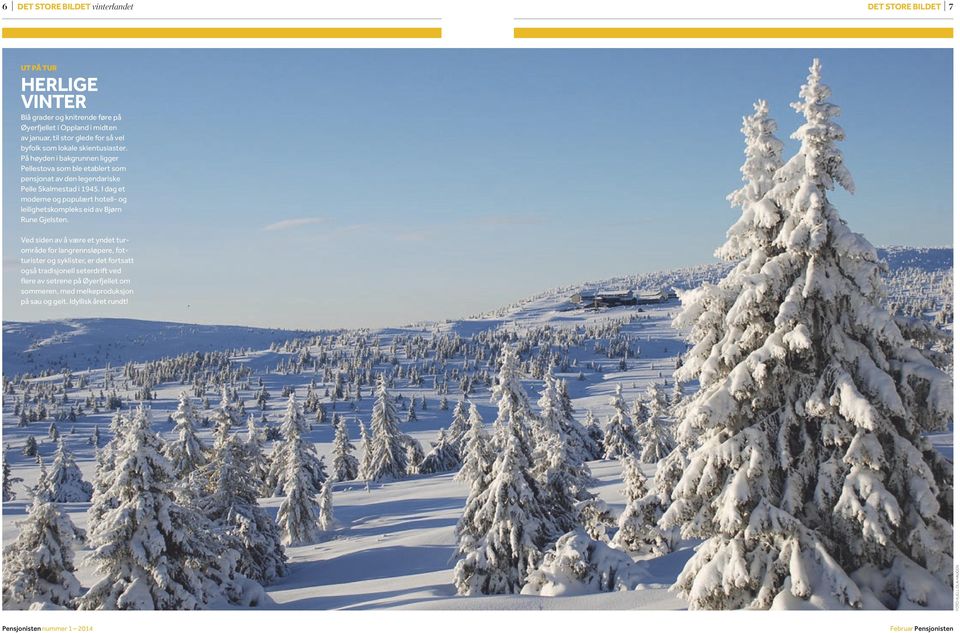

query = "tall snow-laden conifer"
[[630, 394, 648, 430], [88, 410, 128, 526], [537, 371, 585, 466], [490, 347, 535, 456], [46, 438, 93, 502], [613, 451, 680, 555], [602, 385, 639, 459], [453, 409, 551, 595], [614, 413, 688, 558], [663, 60, 953, 610], [3, 447, 23, 502], [80, 406, 233, 610], [559, 378, 601, 462], [266, 394, 326, 495], [330, 417, 359, 482], [2, 491, 85, 609], [211, 387, 240, 448], [720, 98, 786, 260], [536, 371, 594, 536], [367, 375, 408, 481], [447, 397, 470, 456], [192, 435, 287, 585], [673, 98, 787, 412], [318, 480, 336, 532], [164, 393, 207, 477], [455, 403, 492, 486], [636, 384, 675, 464], [583, 410, 605, 459], [244, 414, 269, 484], [619, 455, 648, 504], [357, 421, 373, 481], [275, 402, 323, 547]]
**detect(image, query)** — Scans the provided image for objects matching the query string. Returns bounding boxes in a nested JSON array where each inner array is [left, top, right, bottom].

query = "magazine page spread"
[[0, 1, 956, 630]]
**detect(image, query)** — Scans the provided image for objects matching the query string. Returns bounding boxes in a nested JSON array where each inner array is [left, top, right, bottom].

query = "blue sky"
[[3, 49, 952, 329]]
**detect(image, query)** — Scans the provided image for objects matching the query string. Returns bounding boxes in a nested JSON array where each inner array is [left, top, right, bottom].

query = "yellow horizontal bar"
[[514, 27, 953, 39], [2, 27, 442, 39]]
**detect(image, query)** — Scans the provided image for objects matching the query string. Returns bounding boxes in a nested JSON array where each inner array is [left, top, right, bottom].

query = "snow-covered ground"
[[1, 246, 952, 610], [264, 460, 687, 610]]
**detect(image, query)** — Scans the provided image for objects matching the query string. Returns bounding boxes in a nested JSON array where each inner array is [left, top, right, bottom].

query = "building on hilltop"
[[570, 287, 676, 309]]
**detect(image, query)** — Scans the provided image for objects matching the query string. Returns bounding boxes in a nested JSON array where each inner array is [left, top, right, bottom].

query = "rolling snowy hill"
[[4, 246, 950, 376], [2, 318, 317, 377]]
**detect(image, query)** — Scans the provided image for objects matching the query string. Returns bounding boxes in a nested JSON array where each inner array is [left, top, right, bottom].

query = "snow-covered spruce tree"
[[418, 429, 461, 474], [266, 394, 326, 495], [671, 97, 786, 417], [367, 375, 408, 481], [330, 417, 359, 482], [619, 455, 648, 504], [613, 457, 679, 557], [3, 447, 23, 502], [357, 420, 373, 481], [191, 435, 287, 585], [618, 93, 788, 563], [87, 410, 129, 526], [46, 438, 94, 502], [80, 406, 239, 610], [318, 480, 336, 532], [34, 458, 50, 498], [490, 346, 535, 455], [537, 368, 597, 470], [538, 370, 593, 480], [536, 371, 597, 536], [453, 409, 552, 595], [2, 491, 85, 609], [663, 60, 953, 610], [211, 386, 240, 448], [163, 392, 207, 477], [583, 410, 605, 458], [557, 377, 599, 463], [244, 414, 269, 484], [275, 418, 323, 546], [630, 394, 648, 429], [402, 436, 425, 476], [602, 385, 639, 459], [23, 435, 38, 458], [447, 397, 470, 456], [612, 453, 676, 555], [721, 98, 786, 260], [454, 403, 492, 487], [636, 383, 675, 464]]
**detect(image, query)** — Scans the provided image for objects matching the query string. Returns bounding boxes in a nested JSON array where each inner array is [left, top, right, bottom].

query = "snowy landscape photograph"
[[1, 49, 954, 612]]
